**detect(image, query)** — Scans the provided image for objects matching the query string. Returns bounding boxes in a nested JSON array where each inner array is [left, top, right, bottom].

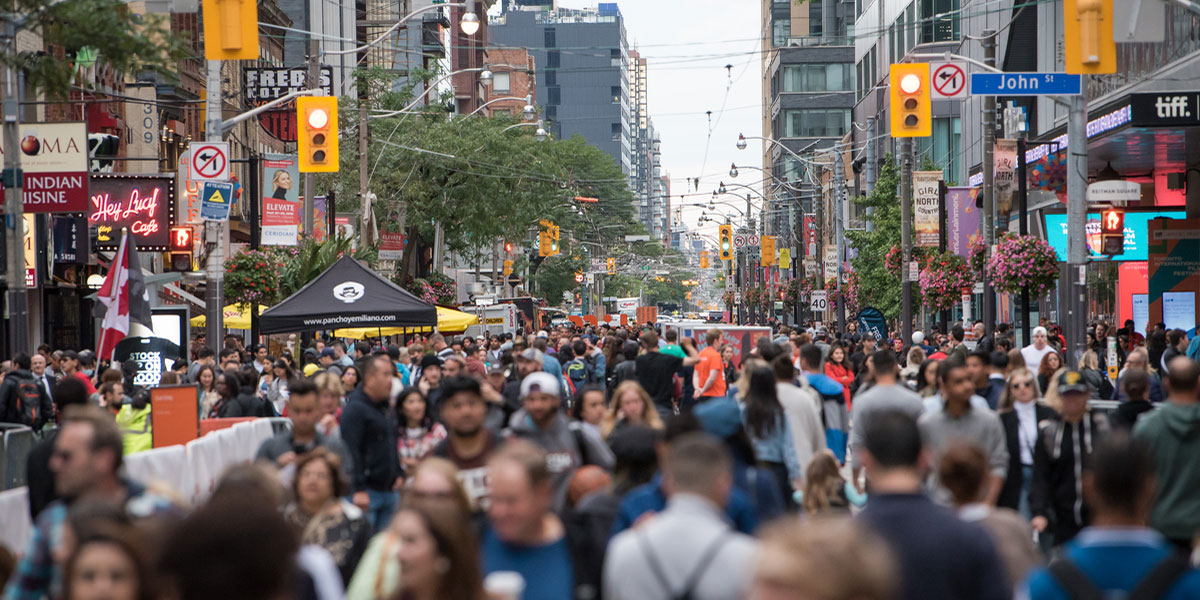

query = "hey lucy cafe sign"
[[88, 175, 176, 251], [0, 122, 89, 213]]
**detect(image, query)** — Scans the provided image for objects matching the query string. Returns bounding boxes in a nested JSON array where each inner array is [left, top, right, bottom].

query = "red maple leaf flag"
[[94, 231, 153, 360]]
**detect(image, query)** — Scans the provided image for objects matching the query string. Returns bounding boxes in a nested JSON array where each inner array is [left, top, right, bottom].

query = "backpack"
[[13, 376, 45, 429], [1048, 554, 1190, 600], [581, 353, 600, 384], [566, 359, 588, 386]]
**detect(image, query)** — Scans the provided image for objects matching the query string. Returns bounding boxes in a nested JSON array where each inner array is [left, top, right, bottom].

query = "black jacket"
[[1030, 411, 1110, 545], [977, 377, 1006, 410], [0, 369, 54, 430], [997, 403, 1059, 511], [219, 390, 263, 418], [340, 388, 399, 492]]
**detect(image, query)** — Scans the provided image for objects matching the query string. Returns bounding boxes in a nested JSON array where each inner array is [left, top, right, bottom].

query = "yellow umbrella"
[[189, 304, 270, 329], [335, 306, 479, 339]]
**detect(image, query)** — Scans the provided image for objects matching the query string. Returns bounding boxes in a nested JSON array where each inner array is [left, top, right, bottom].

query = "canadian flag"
[[94, 231, 153, 360]]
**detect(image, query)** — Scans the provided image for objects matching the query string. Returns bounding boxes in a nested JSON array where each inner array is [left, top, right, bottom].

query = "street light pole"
[[900, 137, 914, 346], [204, 58, 225, 354], [2, 16, 28, 355], [981, 30, 997, 337]]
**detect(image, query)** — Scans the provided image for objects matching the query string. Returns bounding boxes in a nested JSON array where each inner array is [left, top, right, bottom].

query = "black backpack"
[[1048, 554, 1190, 600], [13, 377, 45, 429]]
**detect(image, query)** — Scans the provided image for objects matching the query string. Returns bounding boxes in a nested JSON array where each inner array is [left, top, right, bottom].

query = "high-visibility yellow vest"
[[117, 405, 153, 455]]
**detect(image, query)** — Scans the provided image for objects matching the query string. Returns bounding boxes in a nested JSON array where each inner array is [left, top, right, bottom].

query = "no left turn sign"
[[733, 234, 746, 248], [189, 142, 230, 181], [930, 62, 967, 99]]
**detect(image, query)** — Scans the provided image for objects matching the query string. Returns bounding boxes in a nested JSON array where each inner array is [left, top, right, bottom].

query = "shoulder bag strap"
[[635, 530, 677, 598], [677, 531, 732, 599], [1047, 558, 1104, 600], [1130, 555, 1191, 600]]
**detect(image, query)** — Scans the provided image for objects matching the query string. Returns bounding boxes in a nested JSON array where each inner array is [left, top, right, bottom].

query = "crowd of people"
[[1, 318, 1198, 600]]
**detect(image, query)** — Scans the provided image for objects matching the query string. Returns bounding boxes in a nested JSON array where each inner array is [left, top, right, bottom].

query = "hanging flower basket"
[[225, 248, 283, 309], [781, 278, 801, 311], [968, 238, 988, 275], [918, 252, 976, 312], [884, 246, 904, 275], [987, 234, 1060, 296]]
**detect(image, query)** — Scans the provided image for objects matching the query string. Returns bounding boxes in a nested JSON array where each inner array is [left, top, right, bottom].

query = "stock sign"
[[88, 175, 175, 251]]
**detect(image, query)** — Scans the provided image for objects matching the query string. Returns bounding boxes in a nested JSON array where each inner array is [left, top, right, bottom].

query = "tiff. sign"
[[244, 66, 334, 142], [1129, 92, 1200, 127]]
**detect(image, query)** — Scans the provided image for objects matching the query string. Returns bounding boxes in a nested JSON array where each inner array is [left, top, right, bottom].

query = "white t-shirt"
[[1021, 343, 1054, 371]]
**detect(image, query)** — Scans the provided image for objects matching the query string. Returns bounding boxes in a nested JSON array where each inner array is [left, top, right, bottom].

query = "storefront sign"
[[243, 67, 334, 142], [913, 170, 942, 247], [88, 175, 175, 251], [261, 154, 300, 245], [1087, 180, 1142, 203], [52, 215, 86, 264], [1130, 92, 1200, 128], [0, 122, 89, 213]]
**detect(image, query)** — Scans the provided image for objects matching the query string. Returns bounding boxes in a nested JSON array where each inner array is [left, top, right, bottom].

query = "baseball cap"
[[912, 331, 925, 344], [517, 348, 543, 363], [302, 363, 319, 377], [1056, 370, 1090, 395], [419, 354, 444, 370], [694, 397, 743, 439], [536, 330, 549, 339], [319, 348, 337, 358], [520, 371, 560, 398]]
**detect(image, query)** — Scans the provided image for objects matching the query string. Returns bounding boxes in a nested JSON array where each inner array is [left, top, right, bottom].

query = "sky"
[[554, 0, 764, 240]]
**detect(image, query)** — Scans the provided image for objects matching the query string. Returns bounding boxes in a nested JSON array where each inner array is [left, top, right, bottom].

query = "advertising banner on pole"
[[914, 170, 942, 247], [994, 139, 1017, 230], [947, 187, 982, 258], [261, 154, 300, 245]]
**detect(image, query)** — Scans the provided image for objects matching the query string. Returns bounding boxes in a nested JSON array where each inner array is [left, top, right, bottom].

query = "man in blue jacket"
[[339, 355, 399, 533]]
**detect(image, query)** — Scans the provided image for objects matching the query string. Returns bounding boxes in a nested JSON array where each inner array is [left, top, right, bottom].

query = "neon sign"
[[88, 175, 175, 251]]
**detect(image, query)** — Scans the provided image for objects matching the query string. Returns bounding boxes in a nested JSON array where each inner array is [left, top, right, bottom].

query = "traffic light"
[[1100, 207, 1124, 255], [606, 257, 616, 275], [1064, 0, 1115, 74], [297, 96, 338, 173], [538, 231, 552, 257], [503, 260, 513, 276], [889, 63, 931, 138], [504, 242, 514, 253], [700, 252, 709, 269], [201, 0, 259, 60], [719, 224, 733, 260], [760, 235, 776, 267], [549, 236, 559, 256], [167, 226, 194, 271]]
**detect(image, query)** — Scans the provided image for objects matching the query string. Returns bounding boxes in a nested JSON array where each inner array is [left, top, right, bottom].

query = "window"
[[545, 105, 557, 119], [782, 64, 852, 92], [547, 86, 560, 105], [544, 27, 556, 47], [783, 109, 850, 137], [545, 71, 556, 86], [809, 2, 822, 38], [611, 123, 622, 141], [611, 85, 621, 103], [772, 18, 790, 46], [920, 0, 959, 43], [915, 117, 962, 182], [905, 3, 915, 53], [610, 48, 621, 66], [548, 51, 560, 69], [492, 72, 511, 93]]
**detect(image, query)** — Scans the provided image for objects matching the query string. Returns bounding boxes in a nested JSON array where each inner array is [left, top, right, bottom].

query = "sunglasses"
[[1012, 381, 1033, 389]]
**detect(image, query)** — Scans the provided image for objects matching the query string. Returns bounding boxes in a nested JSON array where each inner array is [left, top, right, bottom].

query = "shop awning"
[[259, 256, 437, 334], [333, 306, 479, 339], [189, 304, 270, 330]]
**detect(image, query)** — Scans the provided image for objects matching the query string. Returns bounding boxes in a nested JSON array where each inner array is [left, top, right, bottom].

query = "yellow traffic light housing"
[[1064, 0, 1116, 75], [538, 231, 552, 257], [719, 224, 733, 260], [700, 252, 709, 269], [606, 257, 616, 275], [760, 235, 776, 267], [297, 96, 339, 173], [503, 260, 514, 276], [889, 63, 931, 138], [202, 0, 260, 60]]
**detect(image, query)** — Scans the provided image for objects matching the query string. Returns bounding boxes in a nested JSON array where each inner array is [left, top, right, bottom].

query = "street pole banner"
[[947, 187, 982, 258], [914, 170, 942, 247], [823, 245, 837, 284], [261, 154, 300, 245], [994, 139, 1017, 231]]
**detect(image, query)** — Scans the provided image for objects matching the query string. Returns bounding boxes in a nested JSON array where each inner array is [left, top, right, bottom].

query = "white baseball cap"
[[520, 371, 560, 399], [912, 331, 925, 344]]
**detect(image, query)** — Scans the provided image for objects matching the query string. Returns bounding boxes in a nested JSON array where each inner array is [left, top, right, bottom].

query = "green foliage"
[[6, 0, 190, 97], [277, 232, 367, 298], [846, 155, 915, 320]]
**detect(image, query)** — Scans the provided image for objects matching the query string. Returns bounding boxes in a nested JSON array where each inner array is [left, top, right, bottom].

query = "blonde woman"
[[313, 371, 346, 437], [600, 380, 664, 440], [995, 367, 1058, 519]]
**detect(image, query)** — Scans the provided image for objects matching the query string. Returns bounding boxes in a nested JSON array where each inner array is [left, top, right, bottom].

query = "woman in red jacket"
[[824, 343, 855, 410]]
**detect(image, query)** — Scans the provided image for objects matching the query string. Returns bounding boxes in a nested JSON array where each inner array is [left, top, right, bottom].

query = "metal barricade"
[[1, 423, 36, 490]]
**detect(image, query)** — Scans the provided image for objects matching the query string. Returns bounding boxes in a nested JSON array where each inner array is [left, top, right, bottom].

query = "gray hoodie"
[[506, 409, 615, 512], [1133, 401, 1200, 541]]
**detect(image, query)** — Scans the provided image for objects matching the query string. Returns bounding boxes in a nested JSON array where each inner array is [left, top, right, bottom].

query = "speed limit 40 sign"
[[810, 290, 828, 312]]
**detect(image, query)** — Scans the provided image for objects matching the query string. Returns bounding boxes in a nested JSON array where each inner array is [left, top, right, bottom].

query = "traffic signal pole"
[[900, 137, 914, 346], [2, 16, 28, 355], [204, 58, 225, 354], [981, 30, 997, 338], [1067, 94, 1088, 367]]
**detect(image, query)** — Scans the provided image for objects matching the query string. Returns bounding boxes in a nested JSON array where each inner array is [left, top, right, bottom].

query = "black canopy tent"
[[259, 256, 438, 334]]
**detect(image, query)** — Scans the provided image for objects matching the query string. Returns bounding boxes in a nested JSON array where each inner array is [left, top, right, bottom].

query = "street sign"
[[188, 142, 230, 181], [809, 290, 828, 312], [1088, 180, 1141, 203], [200, 181, 235, 221], [624, 234, 651, 242], [969, 73, 1082, 96], [930, 62, 968, 99], [733, 234, 746, 248], [747, 234, 761, 246]]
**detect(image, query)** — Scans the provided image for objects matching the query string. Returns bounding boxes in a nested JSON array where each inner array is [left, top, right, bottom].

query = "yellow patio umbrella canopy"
[[335, 306, 478, 339], [189, 304, 270, 329]]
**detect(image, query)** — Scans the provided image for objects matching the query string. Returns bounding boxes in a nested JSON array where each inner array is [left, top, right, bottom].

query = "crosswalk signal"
[[1064, 0, 1115, 74], [503, 260, 514, 276], [1100, 207, 1124, 255], [607, 257, 616, 274], [298, 96, 338, 172], [167, 226, 194, 271], [889, 63, 931, 138], [719, 224, 733, 260]]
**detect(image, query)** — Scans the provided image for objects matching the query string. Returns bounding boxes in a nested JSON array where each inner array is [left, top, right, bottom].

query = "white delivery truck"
[[462, 303, 520, 339]]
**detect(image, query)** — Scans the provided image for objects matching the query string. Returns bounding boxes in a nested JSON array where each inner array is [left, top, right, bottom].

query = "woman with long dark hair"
[[195, 364, 219, 419], [395, 388, 446, 474], [823, 343, 854, 409], [211, 370, 240, 419], [740, 363, 802, 506], [915, 359, 940, 398], [266, 359, 294, 416], [389, 500, 489, 600]]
